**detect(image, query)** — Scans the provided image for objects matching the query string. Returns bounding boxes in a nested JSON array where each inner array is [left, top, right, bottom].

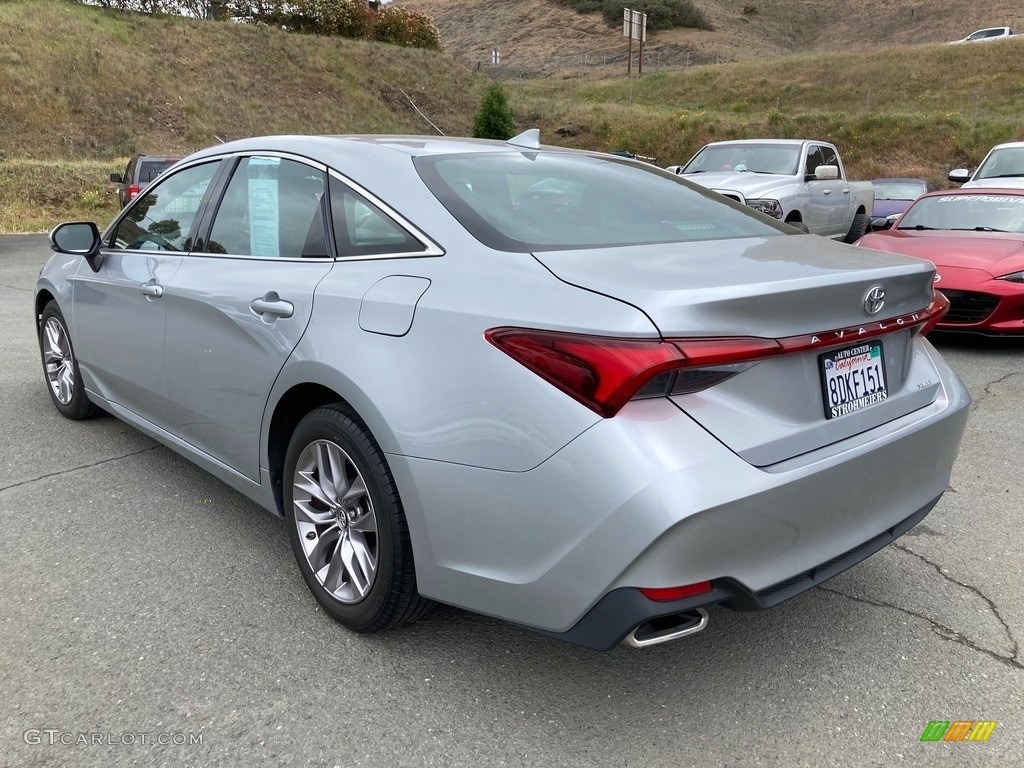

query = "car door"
[[71, 160, 222, 429], [819, 145, 853, 236], [804, 144, 845, 237], [162, 154, 335, 480]]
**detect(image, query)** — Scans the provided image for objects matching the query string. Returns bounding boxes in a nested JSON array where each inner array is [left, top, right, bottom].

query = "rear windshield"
[[414, 152, 789, 252], [139, 160, 175, 184]]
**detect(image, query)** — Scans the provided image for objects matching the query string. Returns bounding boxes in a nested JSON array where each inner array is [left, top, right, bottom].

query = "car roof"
[[186, 135, 585, 165], [871, 177, 928, 183], [985, 142, 1024, 152]]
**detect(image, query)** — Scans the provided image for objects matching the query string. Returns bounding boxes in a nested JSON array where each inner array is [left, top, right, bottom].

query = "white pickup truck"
[[947, 27, 1015, 45], [668, 139, 875, 242]]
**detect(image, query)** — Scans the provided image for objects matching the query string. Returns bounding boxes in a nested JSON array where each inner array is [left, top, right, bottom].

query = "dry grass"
[[5, 0, 1024, 232], [509, 38, 1024, 184], [0, 159, 123, 233], [0, 0, 488, 160]]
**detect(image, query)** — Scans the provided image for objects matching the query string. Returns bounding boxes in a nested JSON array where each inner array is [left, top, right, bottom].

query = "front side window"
[[111, 161, 219, 252], [805, 146, 824, 176], [206, 157, 328, 258], [818, 146, 840, 175], [416, 151, 788, 253]]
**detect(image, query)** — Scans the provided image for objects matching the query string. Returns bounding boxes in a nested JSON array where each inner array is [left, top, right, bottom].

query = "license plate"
[[820, 341, 888, 419]]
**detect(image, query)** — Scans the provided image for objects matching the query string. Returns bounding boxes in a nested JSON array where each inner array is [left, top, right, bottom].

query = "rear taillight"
[[485, 328, 779, 418], [487, 294, 948, 418], [920, 290, 950, 335], [127, 183, 140, 202]]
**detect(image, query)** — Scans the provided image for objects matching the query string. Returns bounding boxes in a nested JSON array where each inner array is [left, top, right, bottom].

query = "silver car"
[[36, 131, 970, 649]]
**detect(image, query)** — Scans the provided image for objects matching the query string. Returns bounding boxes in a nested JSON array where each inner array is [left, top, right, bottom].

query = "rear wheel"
[[38, 301, 100, 420], [843, 213, 870, 243], [284, 404, 433, 632]]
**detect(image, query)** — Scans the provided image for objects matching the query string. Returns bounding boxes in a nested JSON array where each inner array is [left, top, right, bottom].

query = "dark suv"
[[110, 155, 181, 207]]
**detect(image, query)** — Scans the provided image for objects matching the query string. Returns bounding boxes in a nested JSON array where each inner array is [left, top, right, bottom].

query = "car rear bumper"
[[391, 341, 970, 644], [532, 495, 939, 650]]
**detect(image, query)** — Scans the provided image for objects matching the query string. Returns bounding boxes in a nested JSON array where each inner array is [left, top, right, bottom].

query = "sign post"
[[622, 9, 647, 77]]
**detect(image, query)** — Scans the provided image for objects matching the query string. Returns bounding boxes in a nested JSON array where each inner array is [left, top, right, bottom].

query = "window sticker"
[[248, 157, 281, 258]]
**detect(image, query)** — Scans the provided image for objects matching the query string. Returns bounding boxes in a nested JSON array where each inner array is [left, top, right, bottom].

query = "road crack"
[[819, 575, 1023, 672], [972, 371, 1022, 409], [0, 445, 160, 494], [893, 541, 1020, 661]]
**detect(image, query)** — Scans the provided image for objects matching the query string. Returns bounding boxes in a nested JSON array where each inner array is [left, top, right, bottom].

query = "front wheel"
[[283, 404, 433, 633], [38, 301, 100, 420], [843, 213, 870, 243]]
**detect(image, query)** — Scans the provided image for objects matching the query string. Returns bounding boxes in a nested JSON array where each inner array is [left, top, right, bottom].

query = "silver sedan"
[[35, 131, 970, 649]]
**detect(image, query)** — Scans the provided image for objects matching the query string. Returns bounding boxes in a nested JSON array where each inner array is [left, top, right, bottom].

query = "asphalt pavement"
[[1, 234, 1022, 767]]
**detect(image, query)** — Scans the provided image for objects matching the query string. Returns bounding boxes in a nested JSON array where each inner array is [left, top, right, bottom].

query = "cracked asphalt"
[[1, 234, 1022, 767]]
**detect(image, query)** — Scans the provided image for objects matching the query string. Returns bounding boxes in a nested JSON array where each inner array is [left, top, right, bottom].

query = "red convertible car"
[[857, 188, 1024, 334]]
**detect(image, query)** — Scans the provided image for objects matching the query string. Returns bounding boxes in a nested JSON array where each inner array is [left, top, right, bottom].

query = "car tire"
[[283, 404, 434, 633], [843, 213, 870, 243], [786, 218, 809, 233], [39, 301, 101, 420]]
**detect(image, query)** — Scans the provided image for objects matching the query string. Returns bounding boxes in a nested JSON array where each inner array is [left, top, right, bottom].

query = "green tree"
[[472, 84, 515, 140]]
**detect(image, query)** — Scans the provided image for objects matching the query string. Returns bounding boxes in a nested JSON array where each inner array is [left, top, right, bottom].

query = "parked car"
[[857, 187, 1024, 334], [947, 26, 1015, 44], [110, 154, 181, 207], [948, 141, 1024, 188], [870, 178, 935, 230], [672, 139, 875, 242], [37, 132, 969, 650]]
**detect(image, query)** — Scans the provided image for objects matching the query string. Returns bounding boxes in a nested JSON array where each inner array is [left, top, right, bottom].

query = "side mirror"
[[814, 164, 840, 181], [110, 173, 123, 183], [50, 221, 104, 272], [948, 168, 971, 184]]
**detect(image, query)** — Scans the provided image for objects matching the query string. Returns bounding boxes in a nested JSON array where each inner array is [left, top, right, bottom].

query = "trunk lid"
[[533, 234, 941, 466]]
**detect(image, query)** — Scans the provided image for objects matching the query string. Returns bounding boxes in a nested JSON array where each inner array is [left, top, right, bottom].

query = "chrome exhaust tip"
[[623, 607, 709, 648]]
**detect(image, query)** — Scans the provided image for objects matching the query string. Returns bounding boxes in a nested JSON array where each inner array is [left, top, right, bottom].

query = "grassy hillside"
[[0, 0, 487, 230], [513, 38, 1024, 177], [401, 0, 1024, 74], [3, 0, 1024, 231]]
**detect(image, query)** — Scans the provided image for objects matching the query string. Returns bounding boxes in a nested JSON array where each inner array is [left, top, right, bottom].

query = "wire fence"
[[456, 44, 722, 80]]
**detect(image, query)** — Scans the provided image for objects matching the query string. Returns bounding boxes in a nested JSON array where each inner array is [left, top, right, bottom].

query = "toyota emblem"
[[863, 285, 885, 315]]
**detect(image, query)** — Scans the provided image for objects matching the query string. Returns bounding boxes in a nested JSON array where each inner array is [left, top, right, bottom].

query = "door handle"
[[842, 189, 850, 194], [250, 293, 294, 318], [823, 190, 831, 195], [138, 282, 163, 298]]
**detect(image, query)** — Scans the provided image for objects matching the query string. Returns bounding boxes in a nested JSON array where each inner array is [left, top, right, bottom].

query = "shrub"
[[473, 84, 515, 140], [601, 0, 713, 32], [372, 6, 441, 50]]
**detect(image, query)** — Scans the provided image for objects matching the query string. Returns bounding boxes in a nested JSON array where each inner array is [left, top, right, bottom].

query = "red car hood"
[[859, 230, 1024, 277]]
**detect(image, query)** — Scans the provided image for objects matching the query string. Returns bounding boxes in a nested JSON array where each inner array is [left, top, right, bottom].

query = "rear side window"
[[329, 175, 426, 257], [415, 152, 787, 252], [206, 157, 328, 258], [111, 161, 219, 252]]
